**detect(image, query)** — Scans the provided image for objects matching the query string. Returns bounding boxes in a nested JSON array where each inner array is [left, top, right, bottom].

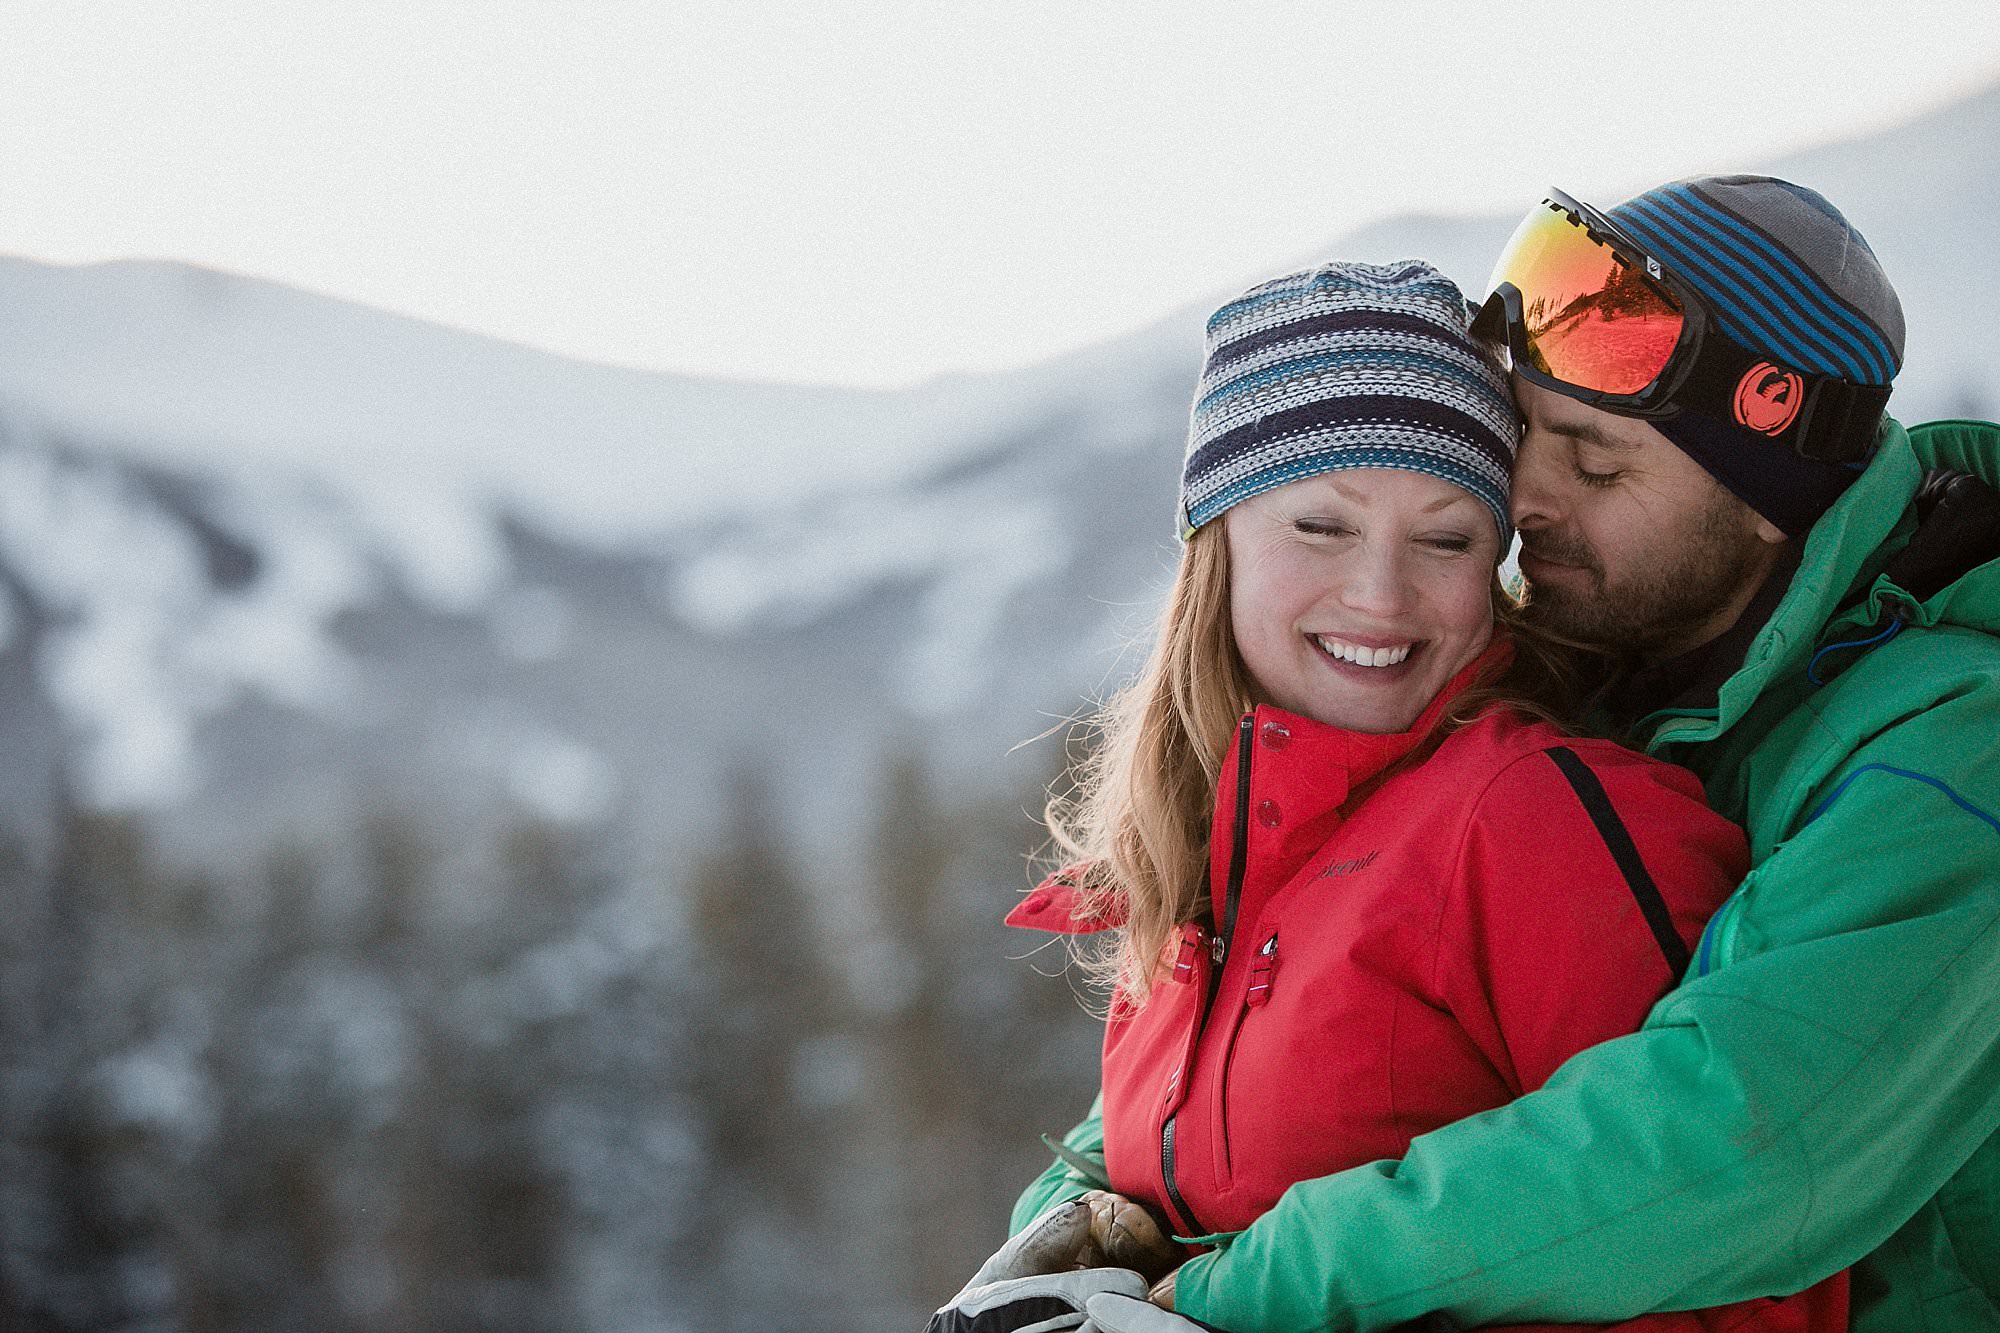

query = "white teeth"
[[1314, 636, 1414, 668]]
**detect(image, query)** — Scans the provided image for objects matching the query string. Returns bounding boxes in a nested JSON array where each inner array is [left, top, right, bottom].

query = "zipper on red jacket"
[[1208, 713, 1256, 1008], [1158, 712, 1256, 1238], [1246, 932, 1277, 1007]]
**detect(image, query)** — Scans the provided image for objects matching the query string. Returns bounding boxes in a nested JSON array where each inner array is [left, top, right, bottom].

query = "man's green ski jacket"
[[1015, 418, 2000, 1332]]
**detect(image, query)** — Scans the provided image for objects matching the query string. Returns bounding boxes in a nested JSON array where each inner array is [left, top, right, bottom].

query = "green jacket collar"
[[1644, 417, 2000, 750]]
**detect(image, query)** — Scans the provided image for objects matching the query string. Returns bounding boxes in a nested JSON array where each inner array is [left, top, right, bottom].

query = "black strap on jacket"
[[1545, 747, 1692, 978], [1885, 469, 2000, 604]]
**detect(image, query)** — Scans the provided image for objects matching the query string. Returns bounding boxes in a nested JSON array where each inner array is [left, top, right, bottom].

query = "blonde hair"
[[1044, 524, 1589, 1005]]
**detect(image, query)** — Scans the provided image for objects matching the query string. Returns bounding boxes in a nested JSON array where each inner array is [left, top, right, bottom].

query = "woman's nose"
[[1339, 542, 1415, 616]]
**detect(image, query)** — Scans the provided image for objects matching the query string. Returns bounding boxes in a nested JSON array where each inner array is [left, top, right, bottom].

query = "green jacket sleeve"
[[1175, 717, 2000, 1332], [1010, 1091, 1108, 1235]]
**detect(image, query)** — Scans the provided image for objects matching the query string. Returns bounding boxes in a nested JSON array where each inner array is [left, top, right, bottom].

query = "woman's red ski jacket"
[[1009, 645, 1847, 1330]]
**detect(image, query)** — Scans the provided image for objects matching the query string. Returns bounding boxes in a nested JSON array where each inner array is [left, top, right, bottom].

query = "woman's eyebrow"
[[1422, 492, 1478, 513]]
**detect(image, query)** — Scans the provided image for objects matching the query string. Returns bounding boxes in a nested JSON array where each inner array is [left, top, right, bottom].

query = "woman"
[[934, 262, 1845, 1332]]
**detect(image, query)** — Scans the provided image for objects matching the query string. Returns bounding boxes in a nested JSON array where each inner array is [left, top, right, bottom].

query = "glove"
[[1077, 1191, 1180, 1283], [1079, 1292, 1217, 1332], [927, 1269, 1151, 1333], [957, 1199, 1094, 1288], [928, 1202, 1148, 1332]]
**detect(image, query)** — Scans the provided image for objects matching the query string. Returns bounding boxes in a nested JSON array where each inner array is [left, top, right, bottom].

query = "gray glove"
[[927, 1269, 1152, 1333], [1079, 1292, 1215, 1333], [957, 1199, 1092, 1288], [928, 1201, 1149, 1333]]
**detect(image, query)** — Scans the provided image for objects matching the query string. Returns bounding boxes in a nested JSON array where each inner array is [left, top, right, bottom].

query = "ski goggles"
[[1474, 188, 1889, 464]]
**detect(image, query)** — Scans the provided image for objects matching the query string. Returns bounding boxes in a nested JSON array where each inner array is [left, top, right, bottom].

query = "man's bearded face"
[[1509, 379, 1783, 658]]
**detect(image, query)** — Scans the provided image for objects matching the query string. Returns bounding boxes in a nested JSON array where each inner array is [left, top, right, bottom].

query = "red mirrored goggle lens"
[[1487, 201, 1686, 396]]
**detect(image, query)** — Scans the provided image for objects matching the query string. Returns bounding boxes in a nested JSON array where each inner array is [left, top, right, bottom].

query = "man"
[[996, 177, 2000, 1333]]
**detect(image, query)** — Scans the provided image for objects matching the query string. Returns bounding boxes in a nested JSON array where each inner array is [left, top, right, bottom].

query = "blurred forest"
[[0, 752, 1101, 1331]]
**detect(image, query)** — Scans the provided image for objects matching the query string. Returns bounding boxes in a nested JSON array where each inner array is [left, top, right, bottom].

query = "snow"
[[488, 585, 575, 663], [176, 486, 371, 713], [454, 883, 678, 1044], [0, 253, 1100, 547], [666, 486, 1062, 634], [662, 468, 1076, 710], [903, 495, 1072, 715], [0, 84, 1992, 809], [505, 731, 619, 826], [0, 425, 375, 805], [243, 959, 412, 1131], [92, 1044, 215, 1141], [0, 440, 219, 805]]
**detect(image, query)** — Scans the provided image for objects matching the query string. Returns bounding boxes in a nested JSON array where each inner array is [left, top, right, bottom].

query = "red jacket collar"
[[1241, 633, 1516, 802], [1007, 635, 1516, 934]]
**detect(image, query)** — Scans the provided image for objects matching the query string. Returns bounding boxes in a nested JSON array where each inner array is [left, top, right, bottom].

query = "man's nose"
[[1510, 431, 1564, 531]]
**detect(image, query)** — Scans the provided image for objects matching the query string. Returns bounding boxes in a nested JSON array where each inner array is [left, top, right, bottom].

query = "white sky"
[[5, 1, 1999, 388]]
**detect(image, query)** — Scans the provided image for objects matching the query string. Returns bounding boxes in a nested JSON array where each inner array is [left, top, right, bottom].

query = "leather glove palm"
[[928, 1201, 1148, 1333]]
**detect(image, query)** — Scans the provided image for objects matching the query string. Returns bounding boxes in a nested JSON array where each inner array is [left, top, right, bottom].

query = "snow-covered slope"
[[0, 250, 1198, 817], [0, 81, 1991, 837], [0, 256, 1156, 549]]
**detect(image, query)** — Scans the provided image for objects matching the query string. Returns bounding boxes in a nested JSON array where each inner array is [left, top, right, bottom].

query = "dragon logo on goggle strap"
[[1733, 362, 1805, 436]]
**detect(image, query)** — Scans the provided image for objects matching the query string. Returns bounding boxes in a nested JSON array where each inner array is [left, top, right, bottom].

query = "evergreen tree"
[[679, 770, 853, 1329], [861, 746, 1106, 1318]]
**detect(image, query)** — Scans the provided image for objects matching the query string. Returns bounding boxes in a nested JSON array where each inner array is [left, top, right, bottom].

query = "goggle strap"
[[1799, 380, 1893, 464], [1674, 342, 1889, 466]]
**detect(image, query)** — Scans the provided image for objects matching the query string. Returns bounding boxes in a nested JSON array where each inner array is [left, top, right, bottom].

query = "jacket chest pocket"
[[1207, 931, 1279, 1188]]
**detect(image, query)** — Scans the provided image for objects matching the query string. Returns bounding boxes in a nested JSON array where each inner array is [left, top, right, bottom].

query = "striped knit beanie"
[[1179, 260, 1518, 545], [1609, 175, 1904, 536]]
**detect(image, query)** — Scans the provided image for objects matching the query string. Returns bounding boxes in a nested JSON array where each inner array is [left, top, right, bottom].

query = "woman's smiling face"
[[1222, 467, 1500, 734]]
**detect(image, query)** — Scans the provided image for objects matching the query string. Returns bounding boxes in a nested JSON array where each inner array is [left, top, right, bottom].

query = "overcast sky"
[[5, 1, 1998, 388]]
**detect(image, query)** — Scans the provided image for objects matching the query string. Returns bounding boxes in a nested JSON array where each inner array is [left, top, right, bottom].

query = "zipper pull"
[[1210, 933, 1227, 967], [1246, 933, 1278, 1008], [1172, 923, 1204, 985]]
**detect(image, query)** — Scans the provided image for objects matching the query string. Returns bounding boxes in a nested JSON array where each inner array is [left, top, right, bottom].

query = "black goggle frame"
[[1476, 188, 1890, 466]]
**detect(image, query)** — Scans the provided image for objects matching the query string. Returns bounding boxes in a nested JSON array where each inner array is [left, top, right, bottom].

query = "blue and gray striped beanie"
[[1609, 175, 1904, 535], [1179, 259, 1518, 544]]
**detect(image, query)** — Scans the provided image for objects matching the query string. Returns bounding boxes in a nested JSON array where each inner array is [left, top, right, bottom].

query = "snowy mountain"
[[0, 81, 1993, 855]]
